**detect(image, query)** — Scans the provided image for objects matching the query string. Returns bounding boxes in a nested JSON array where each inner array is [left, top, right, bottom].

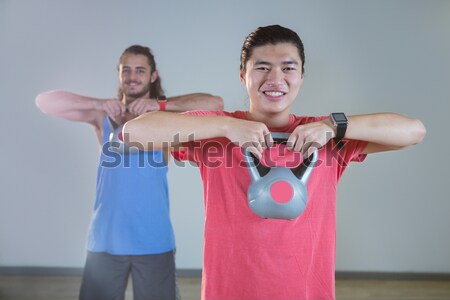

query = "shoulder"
[[268, 115, 329, 132], [279, 114, 327, 130], [295, 115, 328, 124]]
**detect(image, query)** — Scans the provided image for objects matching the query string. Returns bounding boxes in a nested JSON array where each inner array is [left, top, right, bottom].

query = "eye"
[[283, 66, 297, 72], [255, 66, 269, 72]]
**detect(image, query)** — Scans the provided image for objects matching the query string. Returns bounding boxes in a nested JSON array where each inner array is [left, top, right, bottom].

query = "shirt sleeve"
[[334, 139, 368, 179]]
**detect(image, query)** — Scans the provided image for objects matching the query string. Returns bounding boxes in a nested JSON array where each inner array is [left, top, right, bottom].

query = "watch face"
[[333, 113, 348, 123]]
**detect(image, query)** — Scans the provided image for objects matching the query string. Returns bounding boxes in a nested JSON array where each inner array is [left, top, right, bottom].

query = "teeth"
[[264, 91, 284, 97]]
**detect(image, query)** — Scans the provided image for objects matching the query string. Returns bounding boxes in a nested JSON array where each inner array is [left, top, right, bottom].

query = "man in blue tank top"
[[36, 45, 223, 300]]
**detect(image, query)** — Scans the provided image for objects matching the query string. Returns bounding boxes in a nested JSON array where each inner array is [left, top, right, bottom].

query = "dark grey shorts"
[[79, 250, 177, 300]]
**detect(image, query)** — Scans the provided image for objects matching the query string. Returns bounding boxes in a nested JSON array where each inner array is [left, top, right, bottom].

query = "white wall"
[[1, 0, 449, 273]]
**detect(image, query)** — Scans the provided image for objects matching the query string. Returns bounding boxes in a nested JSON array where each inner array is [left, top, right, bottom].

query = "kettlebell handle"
[[243, 132, 319, 182], [269, 133, 319, 181], [271, 132, 291, 144]]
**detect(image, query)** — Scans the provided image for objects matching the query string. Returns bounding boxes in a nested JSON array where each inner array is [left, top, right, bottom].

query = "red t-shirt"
[[173, 110, 367, 300]]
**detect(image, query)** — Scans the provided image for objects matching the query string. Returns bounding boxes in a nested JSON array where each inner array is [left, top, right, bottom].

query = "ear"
[[151, 70, 158, 83], [239, 70, 246, 84], [298, 72, 305, 89]]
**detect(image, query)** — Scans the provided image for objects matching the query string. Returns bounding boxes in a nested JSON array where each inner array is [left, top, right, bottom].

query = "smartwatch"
[[330, 112, 348, 149], [157, 95, 167, 111]]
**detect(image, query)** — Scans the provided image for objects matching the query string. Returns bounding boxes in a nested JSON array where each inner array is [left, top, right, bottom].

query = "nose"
[[129, 70, 138, 81], [266, 68, 285, 85]]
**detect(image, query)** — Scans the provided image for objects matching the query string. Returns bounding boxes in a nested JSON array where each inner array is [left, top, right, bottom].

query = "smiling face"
[[118, 53, 158, 102], [240, 42, 304, 125]]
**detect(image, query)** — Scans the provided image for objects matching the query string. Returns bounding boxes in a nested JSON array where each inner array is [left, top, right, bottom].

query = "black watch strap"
[[335, 124, 346, 140], [330, 113, 348, 150]]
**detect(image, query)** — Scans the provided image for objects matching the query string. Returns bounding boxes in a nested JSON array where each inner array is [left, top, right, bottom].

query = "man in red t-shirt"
[[124, 25, 426, 300]]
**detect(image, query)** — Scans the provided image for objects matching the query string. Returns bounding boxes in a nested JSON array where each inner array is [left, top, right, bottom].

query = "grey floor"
[[1, 275, 450, 300]]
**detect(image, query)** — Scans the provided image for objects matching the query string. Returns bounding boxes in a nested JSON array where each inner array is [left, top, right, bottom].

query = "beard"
[[124, 82, 151, 100]]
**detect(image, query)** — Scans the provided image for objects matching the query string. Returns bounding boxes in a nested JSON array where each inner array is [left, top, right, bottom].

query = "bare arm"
[[123, 111, 270, 156], [124, 111, 426, 157], [165, 93, 224, 112], [35, 90, 124, 129], [345, 113, 426, 154], [287, 113, 426, 155], [126, 93, 224, 115]]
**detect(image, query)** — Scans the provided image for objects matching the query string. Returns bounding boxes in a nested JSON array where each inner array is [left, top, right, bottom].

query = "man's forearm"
[[166, 93, 224, 112], [35, 90, 103, 116], [123, 111, 229, 151], [345, 113, 426, 149]]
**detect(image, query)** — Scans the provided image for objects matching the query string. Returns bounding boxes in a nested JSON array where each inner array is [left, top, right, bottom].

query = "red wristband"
[[158, 96, 167, 111]]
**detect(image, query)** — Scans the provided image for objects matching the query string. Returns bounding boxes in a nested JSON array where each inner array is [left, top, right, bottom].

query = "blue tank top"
[[87, 116, 175, 254]]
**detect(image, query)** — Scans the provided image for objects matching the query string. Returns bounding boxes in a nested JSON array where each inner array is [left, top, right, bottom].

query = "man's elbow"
[[122, 120, 144, 148], [409, 118, 426, 146], [35, 93, 44, 109], [35, 92, 50, 114], [122, 119, 164, 151], [211, 96, 224, 111], [35, 90, 60, 114]]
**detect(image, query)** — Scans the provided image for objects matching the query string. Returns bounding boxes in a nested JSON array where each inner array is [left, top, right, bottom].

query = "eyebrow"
[[121, 66, 147, 71], [254, 60, 299, 65]]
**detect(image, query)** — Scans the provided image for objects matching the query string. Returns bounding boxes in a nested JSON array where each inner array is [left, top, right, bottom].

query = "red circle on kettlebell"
[[270, 180, 293, 203], [118, 131, 124, 141]]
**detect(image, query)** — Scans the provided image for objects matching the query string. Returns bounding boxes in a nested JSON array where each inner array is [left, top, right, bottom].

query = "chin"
[[127, 90, 148, 99], [264, 102, 290, 113]]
